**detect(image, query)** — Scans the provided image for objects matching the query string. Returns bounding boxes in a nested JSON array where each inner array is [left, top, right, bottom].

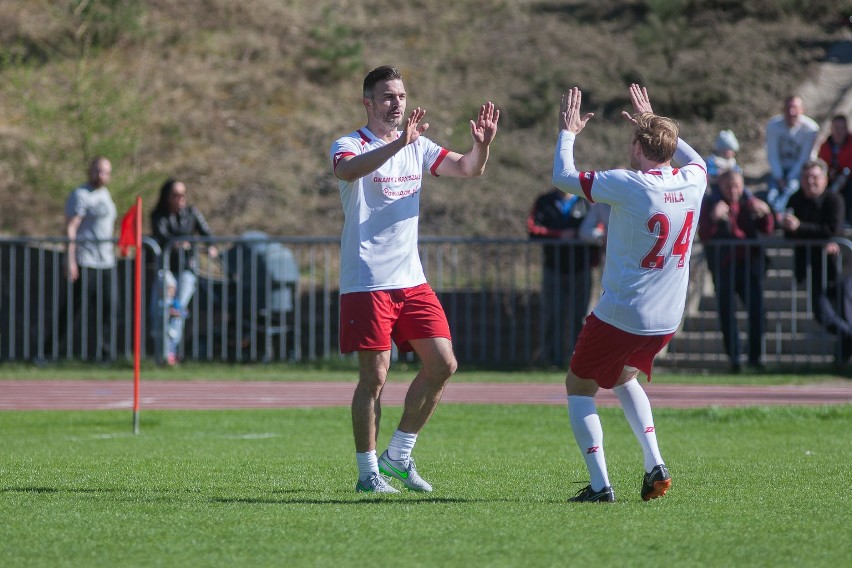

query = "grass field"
[[1, 403, 849, 567]]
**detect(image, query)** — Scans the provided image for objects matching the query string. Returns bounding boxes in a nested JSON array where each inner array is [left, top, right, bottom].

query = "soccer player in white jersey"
[[552, 84, 706, 502], [330, 66, 499, 494]]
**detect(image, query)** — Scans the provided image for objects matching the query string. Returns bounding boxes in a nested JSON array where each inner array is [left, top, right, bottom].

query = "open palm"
[[560, 87, 595, 134], [401, 107, 429, 146], [621, 83, 654, 125], [470, 101, 500, 144]]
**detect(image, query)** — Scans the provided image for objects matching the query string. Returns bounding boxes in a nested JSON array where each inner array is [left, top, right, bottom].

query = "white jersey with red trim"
[[330, 127, 449, 294], [552, 130, 707, 334]]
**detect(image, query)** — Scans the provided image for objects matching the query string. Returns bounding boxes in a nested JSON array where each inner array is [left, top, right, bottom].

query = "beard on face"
[[383, 115, 402, 128], [379, 108, 403, 128], [367, 95, 404, 129]]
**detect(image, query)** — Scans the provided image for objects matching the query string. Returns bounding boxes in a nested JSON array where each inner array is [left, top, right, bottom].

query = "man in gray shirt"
[[62, 156, 118, 361], [765, 94, 819, 212]]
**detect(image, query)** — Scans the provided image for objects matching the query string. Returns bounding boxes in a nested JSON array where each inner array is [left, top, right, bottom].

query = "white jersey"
[[552, 131, 707, 334], [330, 127, 448, 294]]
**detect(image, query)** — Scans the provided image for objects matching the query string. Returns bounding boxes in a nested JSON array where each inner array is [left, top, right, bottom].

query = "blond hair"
[[632, 112, 678, 164]]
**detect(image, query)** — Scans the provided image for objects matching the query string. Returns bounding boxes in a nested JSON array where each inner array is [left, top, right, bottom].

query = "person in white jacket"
[[765, 95, 819, 212]]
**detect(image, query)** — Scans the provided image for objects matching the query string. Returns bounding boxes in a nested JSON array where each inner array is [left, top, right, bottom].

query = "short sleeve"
[[330, 136, 361, 173], [65, 189, 87, 219], [419, 137, 448, 176], [582, 169, 633, 206]]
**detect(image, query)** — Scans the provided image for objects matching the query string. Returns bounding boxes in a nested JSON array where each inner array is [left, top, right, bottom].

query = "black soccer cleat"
[[568, 484, 615, 503], [641, 464, 672, 501]]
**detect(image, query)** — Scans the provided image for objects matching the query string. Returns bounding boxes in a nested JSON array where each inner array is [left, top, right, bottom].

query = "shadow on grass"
[[208, 494, 575, 505], [2, 486, 572, 505], [2, 486, 198, 503], [1, 486, 121, 494]]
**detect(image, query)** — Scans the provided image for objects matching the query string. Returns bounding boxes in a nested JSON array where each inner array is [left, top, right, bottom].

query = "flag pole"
[[132, 196, 142, 435]]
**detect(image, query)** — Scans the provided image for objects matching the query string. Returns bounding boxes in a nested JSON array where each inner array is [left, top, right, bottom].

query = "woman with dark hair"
[[150, 179, 218, 365]]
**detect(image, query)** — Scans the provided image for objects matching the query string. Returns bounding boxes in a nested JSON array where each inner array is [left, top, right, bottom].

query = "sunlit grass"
[[1, 404, 849, 567]]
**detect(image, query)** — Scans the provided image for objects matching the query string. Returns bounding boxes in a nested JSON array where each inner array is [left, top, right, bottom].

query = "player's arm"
[[673, 138, 706, 171], [433, 102, 500, 178], [552, 87, 595, 197], [334, 108, 429, 182], [334, 136, 408, 182], [551, 131, 584, 196]]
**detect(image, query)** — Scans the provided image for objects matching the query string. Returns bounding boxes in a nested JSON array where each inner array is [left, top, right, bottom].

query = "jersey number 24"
[[641, 210, 695, 270]]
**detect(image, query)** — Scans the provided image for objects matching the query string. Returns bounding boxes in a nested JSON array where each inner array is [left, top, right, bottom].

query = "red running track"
[[0, 380, 850, 410]]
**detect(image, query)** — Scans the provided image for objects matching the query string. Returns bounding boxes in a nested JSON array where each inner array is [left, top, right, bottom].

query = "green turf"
[[1, 404, 849, 567], [1, 360, 851, 385]]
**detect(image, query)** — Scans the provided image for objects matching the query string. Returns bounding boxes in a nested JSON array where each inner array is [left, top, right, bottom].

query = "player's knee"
[[430, 354, 457, 380], [355, 382, 384, 402], [356, 370, 387, 396], [566, 369, 598, 396], [446, 355, 458, 377]]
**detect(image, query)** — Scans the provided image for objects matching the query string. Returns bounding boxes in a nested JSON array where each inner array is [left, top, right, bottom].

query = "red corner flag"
[[118, 203, 139, 257], [119, 198, 143, 434]]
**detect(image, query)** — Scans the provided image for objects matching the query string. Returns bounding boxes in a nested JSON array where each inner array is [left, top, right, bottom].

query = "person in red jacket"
[[698, 170, 774, 372], [817, 114, 852, 221]]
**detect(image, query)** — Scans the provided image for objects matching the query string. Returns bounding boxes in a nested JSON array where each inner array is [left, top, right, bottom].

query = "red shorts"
[[568, 313, 674, 389], [339, 283, 451, 353]]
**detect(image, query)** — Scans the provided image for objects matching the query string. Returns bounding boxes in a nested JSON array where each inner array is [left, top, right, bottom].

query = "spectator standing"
[[150, 179, 218, 365], [330, 66, 499, 494], [817, 115, 852, 220], [765, 95, 819, 212], [527, 188, 597, 367], [781, 159, 852, 363], [63, 156, 118, 362], [706, 129, 743, 195], [698, 170, 774, 372], [552, 84, 706, 502]]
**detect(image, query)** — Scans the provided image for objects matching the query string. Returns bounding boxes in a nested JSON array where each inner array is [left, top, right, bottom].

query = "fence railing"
[[2, 234, 850, 369]]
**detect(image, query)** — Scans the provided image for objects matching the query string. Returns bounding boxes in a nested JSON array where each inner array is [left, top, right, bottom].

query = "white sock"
[[614, 378, 663, 472], [356, 451, 378, 480], [387, 429, 418, 463], [567, 395, 610, 491]]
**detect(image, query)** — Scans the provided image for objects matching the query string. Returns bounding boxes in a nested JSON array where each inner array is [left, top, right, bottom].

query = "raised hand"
[[401, 107, 429, 146], [621, 83, 653, 125], [470, 101, 500, 145], [559, 87, 595, 134]]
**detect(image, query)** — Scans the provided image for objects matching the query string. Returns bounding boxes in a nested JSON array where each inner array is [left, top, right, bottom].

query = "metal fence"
[[2, 234, 851, 369]]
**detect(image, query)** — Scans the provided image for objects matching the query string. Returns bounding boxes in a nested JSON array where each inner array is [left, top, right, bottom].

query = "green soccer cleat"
[[378, 450, 433, 492]]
